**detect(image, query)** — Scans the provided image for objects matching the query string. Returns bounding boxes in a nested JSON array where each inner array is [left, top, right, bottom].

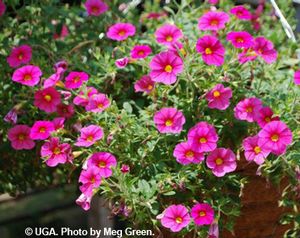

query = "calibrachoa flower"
[[79, 166, 102, 196], [53, 24, 69, 40], [12, 65, 42, 86], [169, 41, 186, 57], [87, 152, 117, 178], [294, 70, 300, 85], [7, 45, 32, 68], [258, 121, 293, 155], [73, 87, 98, 107], [253, 37, 277, 64], [191, 203, 214, 226], [106, 23, 136, 41], [52, 117, 65, 130], [149, 51, 183, 85], [198, 11, 230, 31], [238, 48, 258, 64], [160, 204, 190, 232], [8, 125, 35, 150], [130, 45, 152, 59], [234, 97, 263, 122], [34, 87, 61, 113], [75, 125, 104, 147], [0, 0, 6, 16], [86, 93, 110, 113], [84, 0, 108, 16], [56, 103, 74, 118], [134, 75, 155, 94], [187, 122, 218, 153], [208, 221, 219, 238], [4, 108, 18, 124], [120, 164, 130, 174], [226, 31, 254, 48], [65, 71, 89, 89], [76, 193, 92, 211], [41, 137, 72, 167], [154, 24, 183, 46], [255, 106, 279, 128], [115, 57, 129, 68], [206, 148, 237, 177], [208, 0, 219, 5], [173, 141, 204, 165], [54, 60, 68, 72], [30, 121, 55, 140], [230, 5, 252, 20], [153, 107, 185, 134], [242, 135, 270, 165], [206, 84, 232, 110], [43, 67, 64, 88], [196, 35, 225, 66]]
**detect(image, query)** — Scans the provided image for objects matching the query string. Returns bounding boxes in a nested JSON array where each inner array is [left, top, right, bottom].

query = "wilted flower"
[[4, 108, 18, 124]]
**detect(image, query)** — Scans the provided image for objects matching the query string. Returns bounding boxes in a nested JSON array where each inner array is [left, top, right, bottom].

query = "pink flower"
[[253, 37, 277, 64], [238, 48, 258, 64], [53, 24, 69, 40], [294, 70, 300, 85], [130, 45, 152, 59], [56, 103, 74, 118], [206, 84, 232, 110], [0, 0, 6, 16], [85, 93, 110, 113], [145, 11, 167, 20], [75, 125, 104, 147], [191, 203, 214, 226], [76, 193, 92, 211], [115, 57, 129, 68], [149, 51, 183, 85], [155, 24, 183, 46], [52, 117, 65, 130], [160, 204, 190, 232], [230, 5, 252, 20], [168, 41, 186, 57], [198, 11, 230, 31], [226, 31, 254, 48], [30, 121, 55, 140], [84, 0, 108, 16], [106, 23, 136, 41], [208, 0, 219, 5], [206, 148, 237, 177], [79, 167, 102, 196], [73, 87, 98, 107], [54, 60, 68, 72], [120, 164, 130, 174], [65, 71, 89, 89], [208, 221, 219, 238], [173, 141, 204, 165], [242, 136, 270, 165], [43, 67, 64, 88], [255, 106, 279, 128], [234, 97, 263, 122], [258, 121, 293, 155], [41, 137, 72, 167], [87, 152, 117, 178], [4, 108, 18, 124], [196, 35, 225, 66], [153, 107, 186, 134], [187, 122, 218, 153], [34, 87, 61, 113], [7, 45, 32, 68], [8, 125, 35, 150], [134, 75, 155, 94], [12, 65, 42, 86]]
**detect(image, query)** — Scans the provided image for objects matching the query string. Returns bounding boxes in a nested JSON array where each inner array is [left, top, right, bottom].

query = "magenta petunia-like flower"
[[12, 65, 42, 86], [52, 117, 65, 130], [85, 93, 110, 113], [208, 0, 219, 5], [155, 24, 183, 46], [53, 24, 69, 40], [120, 164, 130, 174], [130, 45, 152, 59], [160, 204, 190, 232], [242, 135, 270, 165], [0, 0, 6, 16], [7, 45, 32, 68], [198, 11, 230, 31], [206, 148, 237, 177], [258, 121, 293, 155], [168, 41, 186, 57], [206, 84, 232, 110], [115, 57, 129, 68], [65, 71, 89, 89], [73, 87, 98, 107], [234, 97, 263, 122], [79, 166, 102, 196], [226, 31, 254, 48], [84, 0, 108, 16], [196, 35, 225, 66], [253, 37, 277, 64], [191, 203, 214, 226], [230, 5, 252, 20], [4, 108, 18, 124], [134, 75, 155, 94], [255, 106, 279, 128], [149, 51, 184, 85], [187, 122, 218, 153], [41, 137, 72, 167], [43, 67, 64, 88], [153, 107, 186, 134], [30, 121, 55, 140], [106, 23, 136, 41], [173, 141, 204, 165], [34, 87, 61, 113], [75, 125, 104, 147], [56, 103, 74, 118], [87, 152, 117, 178], [238, 48, 258, 64], [76, 193, 92, 211], [8, 125, 35, 150], [294, 70, 300, 85]]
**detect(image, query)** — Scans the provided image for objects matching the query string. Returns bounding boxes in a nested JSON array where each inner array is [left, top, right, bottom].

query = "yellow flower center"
[[215, 158, 223, 165], [44, 95, 52, 102], [164, 65, 173, 73], [39, 127, 46, 133], [18, 54, 23, 60], [99, 161, 106, 168], [165, 119, 173, 126], [271, 134, 279, 142], [199, 211, 206, 217], [185, 151, 194, 158], [213, 90, 220, 98], [98, 103, 103, 109], [138, 51, 144, 56], [199, 137, 207, 143], [73, 76, 80, 83], [205, 48, 212, 55], [18, 134, 25, 140], [91, 177, 96, 183], [237, 37, 244, 43], [246, 107, 253, 113], [265, 117, 271, 122], [87, 135, 94, 142], [53, 147, 61, 155], [91, 6, 99, 13], [254, 146, 261, 154], [24, 74, 32, 81], [175, 217, 182, 224], [147, 85, 153, 90], [166, 35, 173, 42], [118, 30, 126, 36], [210, 19, 219, 26]]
